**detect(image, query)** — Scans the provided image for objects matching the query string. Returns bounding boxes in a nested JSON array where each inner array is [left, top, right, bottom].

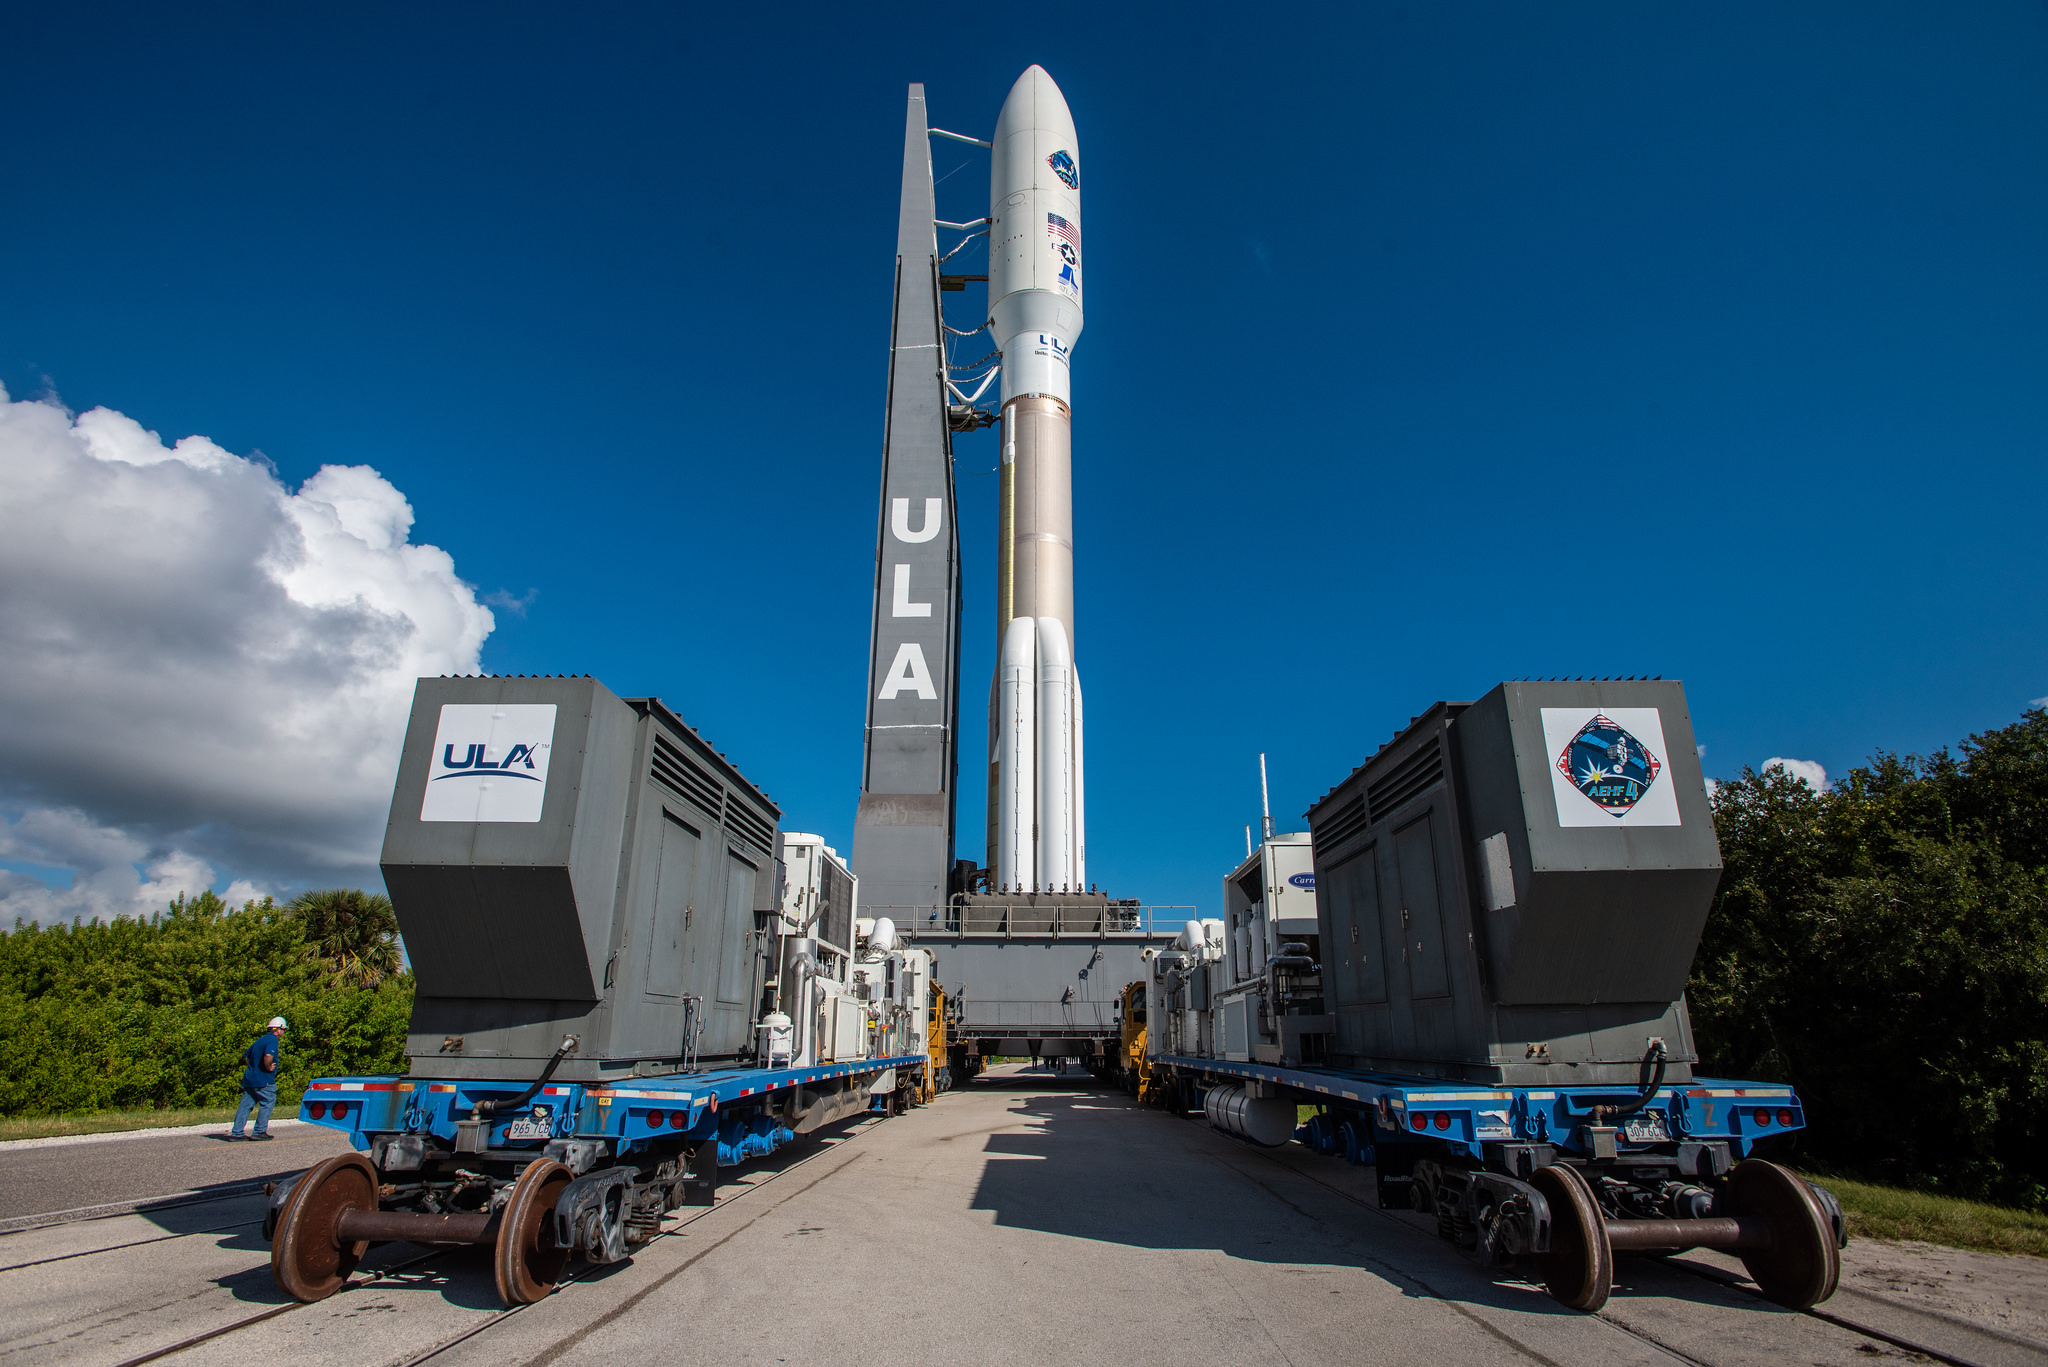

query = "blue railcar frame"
[[1154, 1054, 1805, 1163], [298, 1054, 931, 1161]]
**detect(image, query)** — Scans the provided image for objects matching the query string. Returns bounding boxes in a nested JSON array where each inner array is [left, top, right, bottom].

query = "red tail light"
[[1777, 1108, 1796, 1126], [1433, 1112, 1451, 1131], [646, 1110, 664, 1128], [1410, 1112, 1427, 1131], [307, 1102, 327, 1119], [1753, 1107, 1772, 1126], [670, 1111, 687, 1129]]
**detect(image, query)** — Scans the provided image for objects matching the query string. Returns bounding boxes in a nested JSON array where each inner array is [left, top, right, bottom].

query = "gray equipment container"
[[381, 676, 782, 1081], [1306, 679, 1719, 1087]]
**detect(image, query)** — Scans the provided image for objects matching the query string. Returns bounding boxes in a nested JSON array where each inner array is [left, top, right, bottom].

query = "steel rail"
[[1197, 1099, 2002, 1367], [87, 1113, 887, 1367], [0, 1214, 262, 1273], [387, 1113, 887, 1367], [102, 1243, 458, 1367]]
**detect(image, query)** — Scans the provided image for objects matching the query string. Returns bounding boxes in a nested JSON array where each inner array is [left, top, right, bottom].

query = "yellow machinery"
[[924, 982, 948, 1102], [1117, 980, 1153, 1101]]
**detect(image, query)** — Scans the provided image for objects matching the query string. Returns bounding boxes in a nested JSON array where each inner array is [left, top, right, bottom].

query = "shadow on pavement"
[[963, 1083, 1776, 1320]]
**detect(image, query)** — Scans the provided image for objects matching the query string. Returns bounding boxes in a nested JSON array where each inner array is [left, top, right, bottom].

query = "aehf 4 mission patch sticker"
[[1538, 706, 1683, 828], [1558, 714, 1661, 814]]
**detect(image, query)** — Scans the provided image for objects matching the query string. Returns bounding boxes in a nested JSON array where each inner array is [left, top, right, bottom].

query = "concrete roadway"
[[1, 1072, 2042, 1367], [0, 1120, 356, 1225]]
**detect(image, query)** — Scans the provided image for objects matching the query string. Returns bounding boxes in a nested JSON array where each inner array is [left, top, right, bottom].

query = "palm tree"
[[288, 889, 403, 988]]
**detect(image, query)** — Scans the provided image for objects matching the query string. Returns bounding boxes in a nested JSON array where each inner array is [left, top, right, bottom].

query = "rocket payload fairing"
[[986, 67, 1086, 894]]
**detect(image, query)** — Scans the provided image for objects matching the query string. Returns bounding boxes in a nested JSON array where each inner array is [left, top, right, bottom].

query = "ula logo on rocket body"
[[1047, 149, 1077, 188]]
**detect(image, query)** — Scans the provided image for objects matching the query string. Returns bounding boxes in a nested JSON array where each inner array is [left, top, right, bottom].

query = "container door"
[[718, 852, 757, 1006], [1394, 817, 1451, 1000], [1324, 849, 1388, 1005], [644, 812, 699, 998]]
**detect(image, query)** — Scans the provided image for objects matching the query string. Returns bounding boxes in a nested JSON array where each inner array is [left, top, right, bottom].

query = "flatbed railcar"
[[275, 1051, 928, 1305], [1144, 679, 1847, 1313], [1147, 1051, 1842, 1313], [265, 675, 943, 1306]]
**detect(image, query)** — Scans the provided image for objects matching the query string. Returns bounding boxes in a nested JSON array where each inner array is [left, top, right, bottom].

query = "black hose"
[[472, 1036, 575, 1118], [1595, 1040, 1668, 1123]]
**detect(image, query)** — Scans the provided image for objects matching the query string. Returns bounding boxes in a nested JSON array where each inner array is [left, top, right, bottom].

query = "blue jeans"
[[233, 1083, 277, 1136]]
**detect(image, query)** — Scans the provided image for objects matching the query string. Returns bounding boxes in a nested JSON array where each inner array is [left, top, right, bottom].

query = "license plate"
[[504, 1119, 551, 1140], [1623, 1113, 1670, 1143]]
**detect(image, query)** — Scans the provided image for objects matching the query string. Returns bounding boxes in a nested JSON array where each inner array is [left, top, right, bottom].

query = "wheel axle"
[[1530, 1159, 1841, 1313], [269, 1155, 576, 1308]]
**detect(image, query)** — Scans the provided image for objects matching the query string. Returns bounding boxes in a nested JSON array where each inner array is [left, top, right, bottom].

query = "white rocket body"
[[987, 66, 1086, 894], [988, 67, 1084, 407]]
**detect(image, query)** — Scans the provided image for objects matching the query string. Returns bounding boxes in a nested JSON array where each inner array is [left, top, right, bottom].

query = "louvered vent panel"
[[650, 734, 723, 816], [1317, 795, 1371, 850], [1366, 740, 1444, 819], [723, 797, 775, 855]]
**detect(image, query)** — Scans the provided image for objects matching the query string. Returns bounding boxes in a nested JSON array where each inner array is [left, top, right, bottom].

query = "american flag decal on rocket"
[[1046, 213, 1080, 248]]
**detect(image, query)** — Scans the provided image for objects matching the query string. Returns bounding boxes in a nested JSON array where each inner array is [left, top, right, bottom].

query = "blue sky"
[[3, 2, 2044, 917]]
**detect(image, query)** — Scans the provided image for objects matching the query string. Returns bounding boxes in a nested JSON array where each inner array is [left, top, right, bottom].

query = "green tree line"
[[0, 889, 413, 1116], [1690, 708, 2048, 1211]]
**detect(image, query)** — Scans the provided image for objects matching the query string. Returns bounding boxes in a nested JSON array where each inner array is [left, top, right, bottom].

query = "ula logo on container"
[[1288, 872, 1316, 889], [421, 704, 558, 824]]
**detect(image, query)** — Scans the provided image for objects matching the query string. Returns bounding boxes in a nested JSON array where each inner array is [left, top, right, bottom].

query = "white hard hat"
[[268, 1017, 288, 1029]]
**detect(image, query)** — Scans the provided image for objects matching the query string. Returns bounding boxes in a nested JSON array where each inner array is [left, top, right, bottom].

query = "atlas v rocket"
[[986, 67, 1085, 895], [851, 68, 1086, 911]]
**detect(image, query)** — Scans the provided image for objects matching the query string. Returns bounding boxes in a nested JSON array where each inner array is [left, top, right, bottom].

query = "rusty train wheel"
[[1728, 1159, 1840, 1309], [270, 1152, 377, 1302], [1530, 1163, 1613, 1312], [494, 1159, 573, 1307]]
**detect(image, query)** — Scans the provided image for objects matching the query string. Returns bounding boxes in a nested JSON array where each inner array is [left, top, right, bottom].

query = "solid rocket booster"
[[987, 66, 1085, 893]]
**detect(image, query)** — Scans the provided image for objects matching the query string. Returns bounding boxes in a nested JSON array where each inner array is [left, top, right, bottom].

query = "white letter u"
[[891, 497, 941, 543]]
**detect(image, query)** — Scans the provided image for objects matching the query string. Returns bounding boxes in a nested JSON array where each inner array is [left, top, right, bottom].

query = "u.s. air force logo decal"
[[1557, 714, 1662, 816]]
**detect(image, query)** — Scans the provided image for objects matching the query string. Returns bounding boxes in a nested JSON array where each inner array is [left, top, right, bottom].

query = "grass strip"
[[1804, 1171, 2048, 1259], [0, 1106, 240, 1141]]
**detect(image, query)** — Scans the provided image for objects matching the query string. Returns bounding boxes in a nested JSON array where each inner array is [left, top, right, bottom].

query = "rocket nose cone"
[[997, 65, 1074, 131]]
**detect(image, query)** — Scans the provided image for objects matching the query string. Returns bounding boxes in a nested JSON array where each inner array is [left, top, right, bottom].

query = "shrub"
[[1691, 710, 2048, 1211], [0, 891, 412, 1115]]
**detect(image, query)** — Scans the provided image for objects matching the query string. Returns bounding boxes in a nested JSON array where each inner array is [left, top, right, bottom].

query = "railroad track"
[[10, 1099, 2039, 1367], [0, 1116, 882, 1367], [0, 1212, 264, 1273], [1218, 1109, 2042, 1367]]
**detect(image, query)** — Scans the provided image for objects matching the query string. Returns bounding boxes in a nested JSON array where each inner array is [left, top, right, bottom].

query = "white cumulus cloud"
[[0, 385, 493, 923], [1762, 757, 1829, 793]]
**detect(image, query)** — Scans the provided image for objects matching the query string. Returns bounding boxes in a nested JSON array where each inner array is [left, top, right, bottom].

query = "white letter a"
[[877, 642, 938, 700]]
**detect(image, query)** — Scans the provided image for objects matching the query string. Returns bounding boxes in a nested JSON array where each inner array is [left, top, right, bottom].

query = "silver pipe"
[[1260, 753, 1273, 840]]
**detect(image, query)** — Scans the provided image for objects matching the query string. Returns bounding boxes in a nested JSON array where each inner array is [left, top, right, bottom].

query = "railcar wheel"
[[270, 1152, 377, 1302], [494, 1159, 573, 1307], [1728, 1160, 1839, 1309], [1530, 1163, 1612, 1312]]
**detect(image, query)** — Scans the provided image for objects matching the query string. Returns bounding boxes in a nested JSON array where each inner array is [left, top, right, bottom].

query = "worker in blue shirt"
[[230, 1016, 288, 1140]]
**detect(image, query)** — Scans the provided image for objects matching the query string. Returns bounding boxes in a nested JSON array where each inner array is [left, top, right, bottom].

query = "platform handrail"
[[862, 904, 1198, 937]]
